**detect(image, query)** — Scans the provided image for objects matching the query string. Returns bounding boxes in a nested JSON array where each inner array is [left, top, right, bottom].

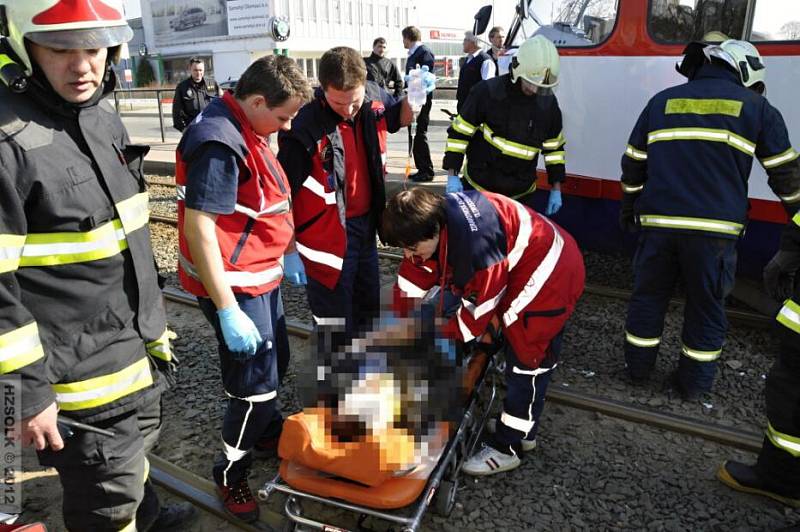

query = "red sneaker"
[[218, 477, 259, 523]]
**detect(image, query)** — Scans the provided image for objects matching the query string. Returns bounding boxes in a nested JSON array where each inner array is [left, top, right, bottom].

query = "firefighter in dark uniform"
[[717, 211, 800, 508], [620, 40, 800, 399], [0, 1, 193, 529], [171, 56, 220, 132], [177, 56, 311, 522], [443, 35, 566, 216]]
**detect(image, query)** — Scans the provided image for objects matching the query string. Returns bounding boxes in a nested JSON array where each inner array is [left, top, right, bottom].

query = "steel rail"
[[150, 219, 770, 329], [161, 287, 763, 454]]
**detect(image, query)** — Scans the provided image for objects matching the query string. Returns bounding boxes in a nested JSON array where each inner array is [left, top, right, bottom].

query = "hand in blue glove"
[[284, 252, 307, 286], [545, 189, 562, 216], [217, 305, 262, 359], [446, 174, 463, 193], [420, 65, 437, 94]]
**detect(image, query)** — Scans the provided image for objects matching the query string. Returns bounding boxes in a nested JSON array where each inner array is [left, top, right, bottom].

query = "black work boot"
[[148, 502, 198, 531], [667, 370, 703, 401], [717, 460, 800, 508]]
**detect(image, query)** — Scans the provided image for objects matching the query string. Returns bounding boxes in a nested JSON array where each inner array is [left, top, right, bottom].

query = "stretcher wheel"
[[433, 478, 458, 517]]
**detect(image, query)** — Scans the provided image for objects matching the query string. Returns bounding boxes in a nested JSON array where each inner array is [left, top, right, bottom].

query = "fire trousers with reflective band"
[[37, 397, 162, 531], [624, 232, 736, 392], [493, 331, 562, 453], [198, 288, 289, 487], [306, 214, 380, 352], [755, 295, 800, 496]]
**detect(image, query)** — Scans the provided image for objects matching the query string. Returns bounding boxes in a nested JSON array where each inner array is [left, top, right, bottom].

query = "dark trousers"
[[407, 93, 434, 176], [624, 232, 737, 392], [493, 332, 562, 452], [199, 288, 288, 487], [306, 215, 380, 351], [38, 397, 162, 531], [756, 296, 800, 495]]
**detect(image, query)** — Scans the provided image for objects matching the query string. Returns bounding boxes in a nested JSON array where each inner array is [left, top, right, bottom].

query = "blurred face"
[[242, 95, 304, 136], [490, 31, 505, 49], [373, 42, 387, 57], [402, 233, 439, 262], [190, 62, 204, 82], [402, 36, 412, 49], [28, 43, 107, 104], [324, 85, 365, 120]]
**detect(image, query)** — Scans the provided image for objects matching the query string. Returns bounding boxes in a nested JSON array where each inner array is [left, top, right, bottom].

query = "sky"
[[122, 0, 516, 32]]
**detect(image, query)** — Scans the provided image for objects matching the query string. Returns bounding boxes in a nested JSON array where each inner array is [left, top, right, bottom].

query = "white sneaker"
[[485, 418, 537, 452], [462, 444, 520, 476]]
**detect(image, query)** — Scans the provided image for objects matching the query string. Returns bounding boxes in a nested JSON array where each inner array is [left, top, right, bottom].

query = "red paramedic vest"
[[176, 95, 293, 297]]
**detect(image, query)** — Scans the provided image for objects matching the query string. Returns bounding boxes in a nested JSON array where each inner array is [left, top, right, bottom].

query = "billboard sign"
[[149, 0, 271, 46]]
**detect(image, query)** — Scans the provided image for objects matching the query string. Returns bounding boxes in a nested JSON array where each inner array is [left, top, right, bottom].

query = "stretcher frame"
[[258, 353, 499, 532]]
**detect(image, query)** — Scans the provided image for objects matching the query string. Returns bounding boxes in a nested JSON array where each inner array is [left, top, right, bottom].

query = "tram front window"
[[649, 0, 750, 43], [515, 0, 619, 47]]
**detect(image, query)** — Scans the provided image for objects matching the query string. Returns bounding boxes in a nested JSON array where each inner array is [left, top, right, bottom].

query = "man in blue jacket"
[[620, 40, 800, 399]]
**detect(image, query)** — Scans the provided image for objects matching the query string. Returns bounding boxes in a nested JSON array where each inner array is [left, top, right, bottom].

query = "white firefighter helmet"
[[510, 35, 560, 89], [0, 0, 132, 76], [704, 39, 766, 91]]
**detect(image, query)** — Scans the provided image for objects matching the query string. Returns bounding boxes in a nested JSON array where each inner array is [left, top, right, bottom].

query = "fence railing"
[[111, 86, 458, 143]]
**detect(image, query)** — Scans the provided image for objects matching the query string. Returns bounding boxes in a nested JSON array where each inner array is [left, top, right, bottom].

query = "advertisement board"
[[149, 0, 271, 46]]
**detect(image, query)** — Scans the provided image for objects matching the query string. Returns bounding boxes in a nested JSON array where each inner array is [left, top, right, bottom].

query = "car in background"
[[170, 7, 206, 31]]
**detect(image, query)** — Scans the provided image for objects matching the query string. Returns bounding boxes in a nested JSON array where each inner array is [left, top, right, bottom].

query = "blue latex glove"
[[284, 252, 307, 286], [420, 65, 436, 93], [217, 305, 262, 359], [446, 174, 463, 193], [546, 189, 562, 216]]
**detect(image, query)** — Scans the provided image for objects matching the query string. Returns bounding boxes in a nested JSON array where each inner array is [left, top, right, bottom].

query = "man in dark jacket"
[[0, 0, 193, 529], [456, 30, 495, 113], [365, 37, 403, 98], [402, 26, 436, 182], [171, 56, 220, 131]]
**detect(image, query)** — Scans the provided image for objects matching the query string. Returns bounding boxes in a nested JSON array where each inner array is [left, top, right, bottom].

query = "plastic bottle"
[[406, 65, 427, 113]]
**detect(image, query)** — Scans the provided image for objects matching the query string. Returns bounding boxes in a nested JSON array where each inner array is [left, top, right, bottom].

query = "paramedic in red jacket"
[[277, 47, 413, 348], [383, 188, 585, 476], [177, 56, 311, 522]]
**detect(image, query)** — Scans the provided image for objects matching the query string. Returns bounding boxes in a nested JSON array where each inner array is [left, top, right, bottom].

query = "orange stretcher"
[[258, 350, 497, 532]]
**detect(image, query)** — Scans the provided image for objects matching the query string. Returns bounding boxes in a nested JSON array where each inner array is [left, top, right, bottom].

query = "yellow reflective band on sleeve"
[[0, 322, 45, 374], [621, 182, 644, 194], [767, 422, 800, 457], [445, 138, 469, 154], [625, 331, 661, 348], [452, 115, 478, 136], [665, 98, 743, 118], [20, 219, 129, 267], [542, 131, 565, 150], [681, 344, 722, 362], [0, 234, 26, 274], [115, 192, 150, 235], [146, 328, 177, 362], [625, 144, 648, 161], [118, 518, 137, 532], [481, 124, 540, 160], [53, 357, 154, 411], [793, 212, 800, 227], [648, 128, 756, 156], [777, 300, 800, 335], [639, 215, 744, 236], [761, 147, 800, 169], [544, 151, 566, 165]]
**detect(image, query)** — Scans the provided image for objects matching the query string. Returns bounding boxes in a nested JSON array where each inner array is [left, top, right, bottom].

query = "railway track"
[[145, 285, 766, 529], [149, 214, 773, 329]]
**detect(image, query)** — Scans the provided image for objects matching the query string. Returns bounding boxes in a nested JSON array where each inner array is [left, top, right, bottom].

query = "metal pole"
[[156, 89, 166, 143]]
